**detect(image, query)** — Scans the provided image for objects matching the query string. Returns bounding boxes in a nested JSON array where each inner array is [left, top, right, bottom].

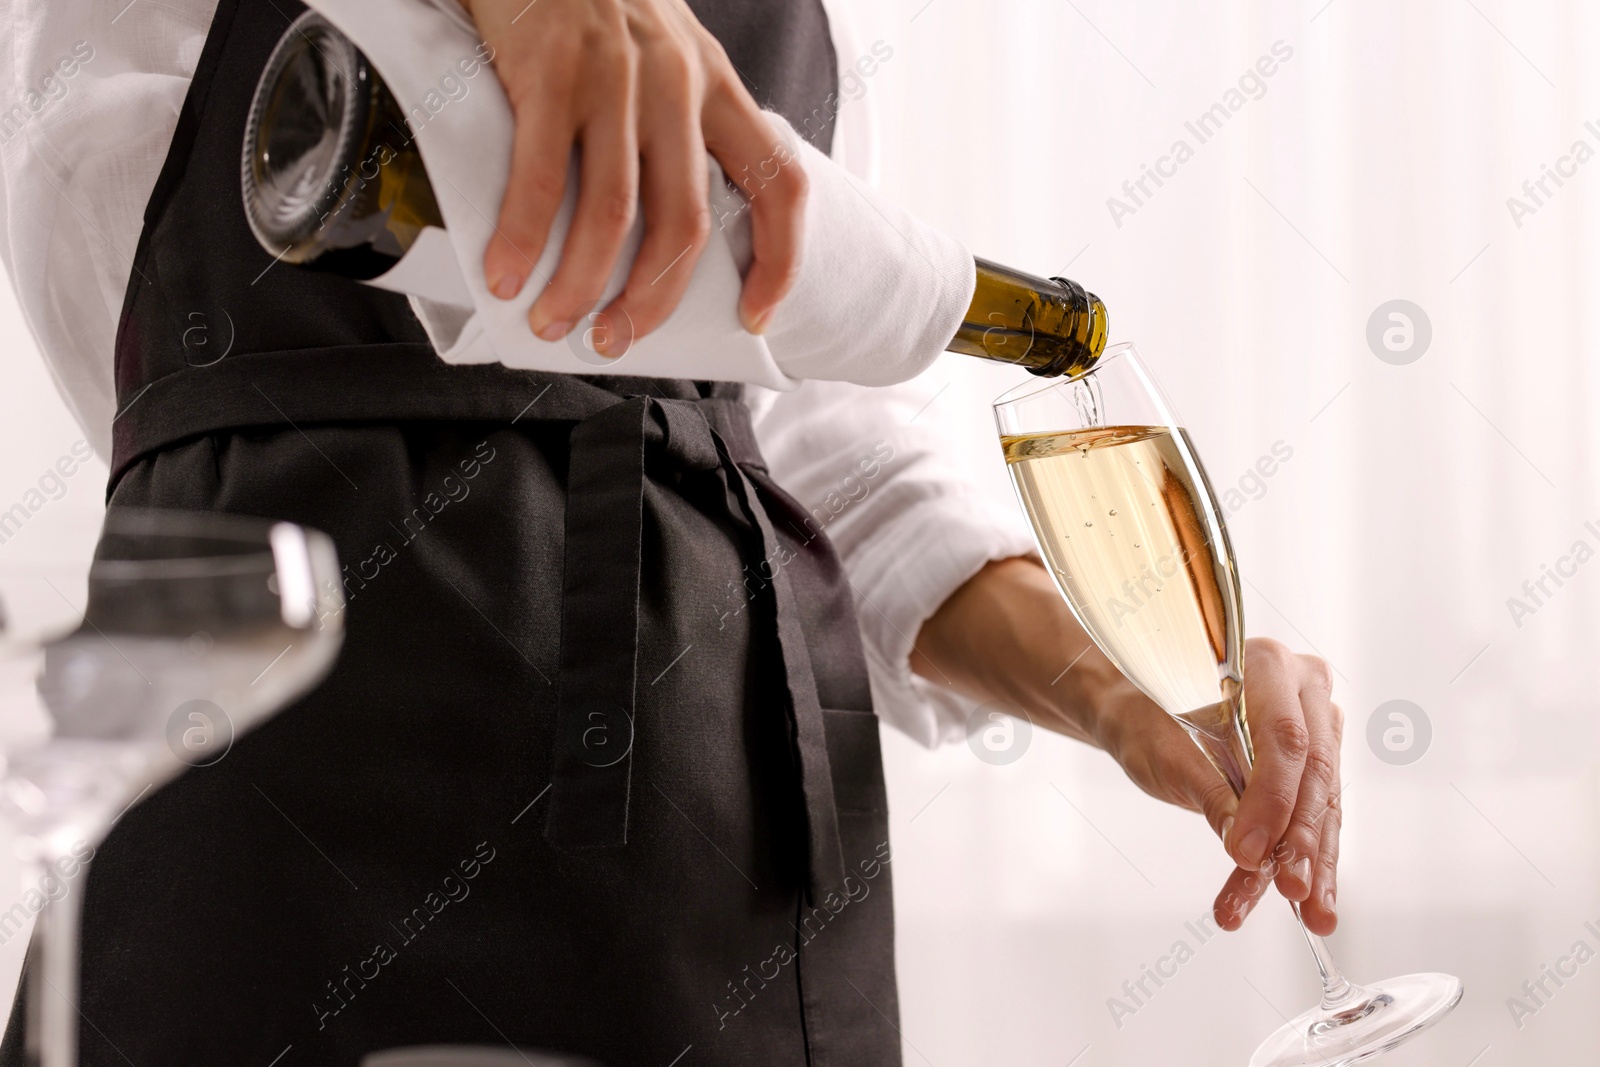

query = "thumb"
[[1156, 722, 1240, 850], [1192, 763, 1241, 847], [1152, 720, 1239, 843]]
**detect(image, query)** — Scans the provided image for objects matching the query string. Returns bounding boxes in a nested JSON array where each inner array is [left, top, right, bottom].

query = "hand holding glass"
[[994, 344, 1461, 1067]]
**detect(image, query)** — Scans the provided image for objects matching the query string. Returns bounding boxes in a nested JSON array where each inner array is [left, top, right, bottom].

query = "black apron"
[[0, 2, 902, 1064]]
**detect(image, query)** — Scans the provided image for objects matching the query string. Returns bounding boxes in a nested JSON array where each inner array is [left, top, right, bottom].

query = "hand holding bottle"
[[460, 0, 809, 351]]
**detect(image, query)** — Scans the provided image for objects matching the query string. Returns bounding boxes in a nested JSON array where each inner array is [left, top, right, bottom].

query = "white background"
[[2, 0, 1599, 1065], [851, 0, 1600, 1064]]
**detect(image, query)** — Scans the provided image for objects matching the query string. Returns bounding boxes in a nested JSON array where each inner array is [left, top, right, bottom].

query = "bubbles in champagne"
[[1000, 424, 1242, 723]]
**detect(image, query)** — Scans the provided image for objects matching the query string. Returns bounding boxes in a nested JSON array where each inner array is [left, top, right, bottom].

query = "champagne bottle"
[[242, 13, 1107, 378]]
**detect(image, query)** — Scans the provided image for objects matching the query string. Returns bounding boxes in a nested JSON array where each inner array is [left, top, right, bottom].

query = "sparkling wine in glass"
[[993, 343, 1462, 1067], [0, 509, 343, 1067]]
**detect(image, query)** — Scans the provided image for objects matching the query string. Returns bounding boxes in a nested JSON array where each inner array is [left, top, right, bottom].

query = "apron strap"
[[544, 396, 659, 850], [713, 427, 849, 901], [544, 396, 846, 899]]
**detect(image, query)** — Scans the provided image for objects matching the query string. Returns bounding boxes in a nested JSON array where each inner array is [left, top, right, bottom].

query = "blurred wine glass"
[[0, 509, 343, 1067]]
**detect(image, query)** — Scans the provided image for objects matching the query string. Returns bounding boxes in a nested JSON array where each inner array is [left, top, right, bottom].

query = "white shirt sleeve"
[[0, 1, 219, 458], [749, 376, 1039, 748], [749, 0, 1042, 748]]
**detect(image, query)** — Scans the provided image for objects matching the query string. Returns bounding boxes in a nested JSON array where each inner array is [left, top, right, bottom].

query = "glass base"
[[1249, 972, 1464, 1067]]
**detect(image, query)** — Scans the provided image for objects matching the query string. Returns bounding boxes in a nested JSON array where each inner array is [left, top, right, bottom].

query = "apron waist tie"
[[544, 395, 847, 900]]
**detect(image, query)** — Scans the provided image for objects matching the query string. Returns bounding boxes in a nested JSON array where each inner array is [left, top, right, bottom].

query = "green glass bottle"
[[242, 12, 1108, 378]]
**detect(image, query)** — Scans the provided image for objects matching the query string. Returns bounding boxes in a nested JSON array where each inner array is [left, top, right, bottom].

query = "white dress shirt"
[[0, 0, 1037, 747]]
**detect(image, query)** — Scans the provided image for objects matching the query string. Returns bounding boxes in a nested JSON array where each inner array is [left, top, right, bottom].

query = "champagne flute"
[[0, 508, 344, 1067], [993, 344, 1461, 1066]]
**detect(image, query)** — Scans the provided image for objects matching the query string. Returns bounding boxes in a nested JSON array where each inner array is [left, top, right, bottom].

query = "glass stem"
[[1184, 716, 1360, 1015], [25, 844, 82, 1067], [1294, 905, 1357, 1009]]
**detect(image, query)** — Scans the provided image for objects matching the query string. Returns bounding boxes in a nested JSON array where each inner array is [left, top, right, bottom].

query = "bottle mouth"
[[1037, 276, 1110, 379], [241, 12, 371, 259], [1079, 290, 1110, 375]]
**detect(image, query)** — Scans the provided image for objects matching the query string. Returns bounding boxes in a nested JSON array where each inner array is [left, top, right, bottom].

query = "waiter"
[[0, 0, 1344, 1063]]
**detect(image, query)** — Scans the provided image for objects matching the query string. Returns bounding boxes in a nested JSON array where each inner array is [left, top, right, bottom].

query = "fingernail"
[[1220, 816, 1234, 844], [1238, 826, 1270, 869], [534, 317, 572, 342], [1322, 887, 1336, 916], [744, 306, 774, 336], [490, 272, 523, 300], [1289, 857, 1311, 888]]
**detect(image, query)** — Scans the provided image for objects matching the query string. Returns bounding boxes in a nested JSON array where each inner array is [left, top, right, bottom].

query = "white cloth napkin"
[[303, 0, 976, 389]]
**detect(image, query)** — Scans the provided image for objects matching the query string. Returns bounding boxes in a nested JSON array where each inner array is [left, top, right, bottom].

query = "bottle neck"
[[947, 257, 1109, 378]]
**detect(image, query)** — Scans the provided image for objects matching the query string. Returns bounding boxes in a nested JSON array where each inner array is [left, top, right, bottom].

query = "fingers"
[[1299, 757, 1342, 935], [478, 1, 789, 347], [1219, 779, 1340, 935], [1212, 861, 1276, 932], [702, 78, 808, 334], [1213, 642, 1342, 933], [527, 72, 640, 341], [596, 52, 711, 354], [484, 73, 578, 302], [1224, 640, 1308, 873], [1270, 664, 1341, 903]]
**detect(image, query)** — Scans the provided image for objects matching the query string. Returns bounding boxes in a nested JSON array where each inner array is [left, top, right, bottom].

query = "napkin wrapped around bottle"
[[302, 0, 977, 390]]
